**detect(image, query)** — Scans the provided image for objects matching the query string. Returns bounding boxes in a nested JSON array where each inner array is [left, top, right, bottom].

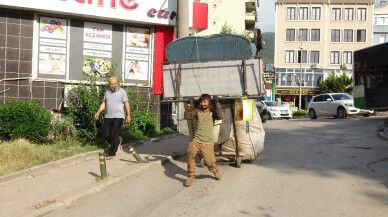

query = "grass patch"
[[0, 127, 175, 177], [0, 139, 100, 176]]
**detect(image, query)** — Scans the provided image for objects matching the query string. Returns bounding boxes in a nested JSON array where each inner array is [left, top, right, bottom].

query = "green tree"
[[220, 22, 235, 34], [259, 32, 274, 65], [318, 71, 353, 94]]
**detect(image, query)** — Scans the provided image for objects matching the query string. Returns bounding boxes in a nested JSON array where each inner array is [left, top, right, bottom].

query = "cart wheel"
[[200, 157, 205, 167], [235, 157, 242, 168]]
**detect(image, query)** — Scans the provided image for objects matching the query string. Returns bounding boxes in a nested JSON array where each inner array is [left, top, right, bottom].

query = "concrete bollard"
[[98, 153, 107, 179], [128, 145, 143, 163]]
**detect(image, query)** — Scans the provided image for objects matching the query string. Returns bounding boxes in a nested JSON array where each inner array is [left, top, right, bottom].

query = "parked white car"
[[307, 93, 359, 119], [262, 101, 293, 120]]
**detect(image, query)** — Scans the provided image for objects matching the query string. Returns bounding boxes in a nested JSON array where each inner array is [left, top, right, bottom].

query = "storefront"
[[0, 0, 208, 127], [275, 87, 320, 108], [274, 67, 323, 109]]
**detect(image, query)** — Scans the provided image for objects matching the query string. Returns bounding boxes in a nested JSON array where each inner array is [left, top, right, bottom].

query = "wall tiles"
[[32, 85, 44, 98], [5, 60, 19, 72], [6, 35, 20, 48], [20, 49, 32, 61], [6, 48, 19, 60], [19, 61, 32, 74]]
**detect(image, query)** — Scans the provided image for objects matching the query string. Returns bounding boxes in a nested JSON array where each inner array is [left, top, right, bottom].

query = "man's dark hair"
[[199, 93, 211, 102]]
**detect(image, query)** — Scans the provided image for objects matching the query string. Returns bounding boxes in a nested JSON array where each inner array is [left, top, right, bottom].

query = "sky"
[[259, 0, 275, 33]]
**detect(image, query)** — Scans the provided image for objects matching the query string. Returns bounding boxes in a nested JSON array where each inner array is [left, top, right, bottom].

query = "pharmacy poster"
[[37, 16, 68, 78], [82, 22, 113, 78], [123, 26, 151, 85]]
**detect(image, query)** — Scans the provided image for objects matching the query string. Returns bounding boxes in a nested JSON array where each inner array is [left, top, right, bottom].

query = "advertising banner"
[[37, 16, 68, 78], [123, 26, 151, 85], [82, 22, 113, 78]]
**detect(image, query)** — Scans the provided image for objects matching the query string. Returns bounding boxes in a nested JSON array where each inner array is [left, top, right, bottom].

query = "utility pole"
[[177, 0, 190, 38], [177, 0, 191, 137], [298, 35, 303, 110]]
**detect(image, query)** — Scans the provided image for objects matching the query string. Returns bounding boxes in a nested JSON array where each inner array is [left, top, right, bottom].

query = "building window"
[[343, 29, 353, 42], [330, 51, 340, 64], [310, 51, 319, 63], [375, 17, 388, 25], [343, 51, 352, 64], [285, 50, 295, 63], [299, 7, 308, 20], [356, 29, 366, 42], [357, 8, 366, 21], [311, 7, 321, 20], [344, 8, 354, 21], [380, 35, 388, 43], [332, 8, 341, 21], [311, 29, 320, 41], [286, 29, 296, 41], [331, 29, 341, 42], [287, 7, 296, 20], [299, 29, 308, 41], [298, 50, 307, 63]]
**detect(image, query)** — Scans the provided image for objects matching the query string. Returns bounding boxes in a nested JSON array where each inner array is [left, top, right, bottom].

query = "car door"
[[323, 94, 336, 115], [312, 94, 324, 115]]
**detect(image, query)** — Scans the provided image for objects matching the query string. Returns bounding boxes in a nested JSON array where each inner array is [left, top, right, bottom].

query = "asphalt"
[[1, 115, 388, 217], [0, 133, 189, 217]]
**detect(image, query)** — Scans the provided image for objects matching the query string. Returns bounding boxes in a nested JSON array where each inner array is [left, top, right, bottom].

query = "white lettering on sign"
[[126, 47, 149, 55], [40, 38, 67, 47], [40, 46, 67, 54], [84, 22, 112, 44], [60, 0, 139, 10], [83, 50, 112, 58], [1, 0, 178, 25], [125, 53, 148, 61]]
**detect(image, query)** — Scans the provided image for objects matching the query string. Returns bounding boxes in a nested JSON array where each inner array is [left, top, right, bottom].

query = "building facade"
[[274, 0, 374, 109], [373, 0, 388, 44], [0, 0, 207, 129], [194, 0, 259, 40]]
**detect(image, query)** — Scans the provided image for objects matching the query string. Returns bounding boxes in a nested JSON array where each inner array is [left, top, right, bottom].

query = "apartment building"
[[274, 0, 374, 109], [373, 0, 388, 44], [194, 0, 259, 40]]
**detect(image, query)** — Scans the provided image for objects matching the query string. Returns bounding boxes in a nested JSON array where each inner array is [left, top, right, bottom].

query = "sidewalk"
[[0, 133, 189, 217]]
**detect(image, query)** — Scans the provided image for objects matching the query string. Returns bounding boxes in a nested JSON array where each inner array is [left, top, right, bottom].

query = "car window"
[[263, 101, 282, 106], [256, 103, 264, 108], [331, 94, 352, 100], [324, 94, 332, 101], [313, 95, 323, 102]]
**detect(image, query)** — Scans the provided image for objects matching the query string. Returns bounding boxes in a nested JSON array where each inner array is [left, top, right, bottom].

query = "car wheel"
[[268, 113, 272, 120], [362, 114, 370, 117], [309, 109, 317, 119], [337, 107, 347, 119], [261, 111, 268, 123]]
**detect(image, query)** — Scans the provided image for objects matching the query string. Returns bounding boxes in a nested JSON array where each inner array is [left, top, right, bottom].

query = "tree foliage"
[[318, 72, 353, 94], [259, 32, 274, 65], [220, 22, 235, 34]]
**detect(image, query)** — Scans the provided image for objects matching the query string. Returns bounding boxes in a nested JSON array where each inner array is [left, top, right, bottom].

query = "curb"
[[0, 151, 101, 185], [0, 133, 182, 185]]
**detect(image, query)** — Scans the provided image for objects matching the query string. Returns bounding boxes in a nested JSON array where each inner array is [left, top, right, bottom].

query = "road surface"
[[45, 116, 388, 217]]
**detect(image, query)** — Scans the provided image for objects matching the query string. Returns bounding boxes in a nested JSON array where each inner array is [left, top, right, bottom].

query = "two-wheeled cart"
[[162, 34, 266, 167]]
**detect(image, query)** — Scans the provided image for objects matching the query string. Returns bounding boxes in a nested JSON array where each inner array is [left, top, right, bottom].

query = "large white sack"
[[213, 105, 265, 161], [234, 105, 265, 160]]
